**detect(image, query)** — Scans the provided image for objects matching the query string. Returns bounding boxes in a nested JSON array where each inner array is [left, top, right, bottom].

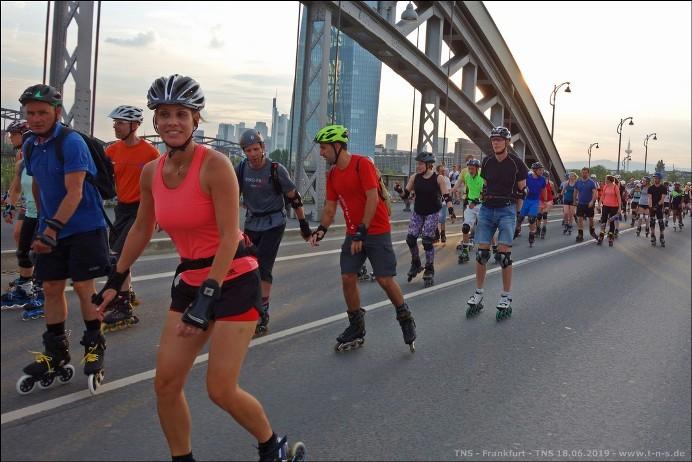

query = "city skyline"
[[1, 1, 690, 168]]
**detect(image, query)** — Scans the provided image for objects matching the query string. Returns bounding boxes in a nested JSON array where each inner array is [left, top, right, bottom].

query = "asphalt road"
[[1, 213, 690, 461]]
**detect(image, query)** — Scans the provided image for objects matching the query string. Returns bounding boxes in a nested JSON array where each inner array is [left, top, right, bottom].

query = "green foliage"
[[268, 149, 289, 167]]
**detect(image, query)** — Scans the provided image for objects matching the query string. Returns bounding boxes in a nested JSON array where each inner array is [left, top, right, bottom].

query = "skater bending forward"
[[466, 127, 528, 320], [96, 75, 303, 462], [309, 124, 417, 352]]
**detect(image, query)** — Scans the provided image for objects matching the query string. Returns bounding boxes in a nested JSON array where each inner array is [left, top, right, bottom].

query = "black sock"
[[171, 453, 194, 462], [46, 322, 66, 335], [259, 432, 277, 449], [84, 319, 101, 332]]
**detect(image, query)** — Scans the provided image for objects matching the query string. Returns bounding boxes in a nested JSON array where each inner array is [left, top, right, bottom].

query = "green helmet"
[[314, 124, 349, 144]]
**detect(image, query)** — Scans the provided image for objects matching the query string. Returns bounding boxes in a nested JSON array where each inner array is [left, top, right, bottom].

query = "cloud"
[[209, 24, 224, 49], [105, 31, 157, 48]]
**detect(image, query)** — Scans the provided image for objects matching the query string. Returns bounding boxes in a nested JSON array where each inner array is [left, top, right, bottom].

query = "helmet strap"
[[332, 143, 343, 164]]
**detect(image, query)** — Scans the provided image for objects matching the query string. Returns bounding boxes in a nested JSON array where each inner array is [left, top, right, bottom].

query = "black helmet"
[[415, 151, 435, 163], [147, 74, 205, 111], [239, 129, 264, 150], [19, 84, 62, 106], [490, 126, 511, 140], [531, 162, 544, 170], [466, 158, 481, 168], [543, 171, 550, 178]]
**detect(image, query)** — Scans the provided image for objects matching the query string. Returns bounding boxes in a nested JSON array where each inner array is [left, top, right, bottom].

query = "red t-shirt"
[[106, 139, 160, 204], [326, 155, 391, 236]]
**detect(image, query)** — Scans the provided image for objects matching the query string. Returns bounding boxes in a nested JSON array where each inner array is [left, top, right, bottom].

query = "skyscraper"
[[385, 134, 398, 152], [255, 122, 269, 140], [217, 123, 235, 142], [291, 2, 383, 158]]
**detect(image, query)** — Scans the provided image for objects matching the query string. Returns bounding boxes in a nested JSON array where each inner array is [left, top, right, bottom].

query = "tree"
[[268, 149, 289, 167], [655, 160, 665, 174], [589, 165, 609, 182]]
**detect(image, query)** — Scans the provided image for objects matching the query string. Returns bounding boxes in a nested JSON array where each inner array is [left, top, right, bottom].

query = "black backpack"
[[25, 125, 116, 200], [237, 158, 282, 196]]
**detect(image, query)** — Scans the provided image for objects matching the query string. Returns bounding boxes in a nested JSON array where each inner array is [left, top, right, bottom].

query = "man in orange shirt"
[[103, 105, 159, 331], [309, 124, 417, 353]]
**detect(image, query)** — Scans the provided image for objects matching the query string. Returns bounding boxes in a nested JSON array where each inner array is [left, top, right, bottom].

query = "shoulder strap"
[[270, 162, 282, 195], [54, 125, 72, 165], [238, 158, 247, 195]]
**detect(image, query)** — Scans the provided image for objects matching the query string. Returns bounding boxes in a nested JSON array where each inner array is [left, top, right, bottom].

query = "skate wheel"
[[88, 370, 105, 395], [16, 375, 36, 395], [409, 341, 416, 353], [59, 364, 75, 384], [289, 441, 307, 462], [38, 375, 55, 389]]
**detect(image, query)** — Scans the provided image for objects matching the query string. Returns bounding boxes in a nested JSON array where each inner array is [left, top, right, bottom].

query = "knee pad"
[[462, 223, 471, 234], [421, 236, 434, 252], [475, 248, 491, 265], [528, 216, 537, 225], [406, 234, 418, 249], [498, 251, 512, 268], [658, 219, 665, 231], [16, 249, 32, 268]]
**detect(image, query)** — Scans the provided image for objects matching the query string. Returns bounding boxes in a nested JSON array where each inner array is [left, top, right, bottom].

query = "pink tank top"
[[601, 183, 620, 208], [152, 145, 257, 286]]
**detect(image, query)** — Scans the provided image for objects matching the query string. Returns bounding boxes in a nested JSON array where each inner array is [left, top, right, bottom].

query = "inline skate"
[[335, 308, 366, 352]]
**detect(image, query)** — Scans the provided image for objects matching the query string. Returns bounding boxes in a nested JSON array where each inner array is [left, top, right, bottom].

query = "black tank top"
[[413, 172, 442, 215]]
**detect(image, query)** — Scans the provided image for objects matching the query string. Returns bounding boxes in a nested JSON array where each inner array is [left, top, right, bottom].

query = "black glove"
[[311, 224, 328, 242], [2, 204, 16, 220], [36, 233, 58, 249], [299, 218, 312, 239], [92, 267, 130, 305], [181, 279, 221, 331], [352, 223, 367, 242], [448, 207, 456, 220], [393, 183, 403, 194]]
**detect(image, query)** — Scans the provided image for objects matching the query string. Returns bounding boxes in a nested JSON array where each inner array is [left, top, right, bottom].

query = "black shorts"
[[109, 202, 139, 255], [600, 206, 619, 224], [651, 205, 664, 220], [170, 269, 262, 319], [562, 198, 575, 206], [244, 224, 286, 284], [17, 217, 39, 268], [638, 204, 649, 211], [35, 228, 110, 282], [576, 204, 594, 218], [340, 233, 397, 277]]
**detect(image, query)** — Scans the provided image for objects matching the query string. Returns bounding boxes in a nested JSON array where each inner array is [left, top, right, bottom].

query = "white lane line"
[[1, 227, 631, 426]]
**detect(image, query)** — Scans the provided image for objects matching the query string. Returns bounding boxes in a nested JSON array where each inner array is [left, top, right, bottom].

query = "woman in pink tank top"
[[95, 75, 303, 461]]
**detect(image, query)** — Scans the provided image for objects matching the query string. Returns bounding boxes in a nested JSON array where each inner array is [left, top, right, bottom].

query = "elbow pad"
[[288, 191, 303, 209]]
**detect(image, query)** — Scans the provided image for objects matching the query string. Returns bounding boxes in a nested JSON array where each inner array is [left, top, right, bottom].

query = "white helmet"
[[108, 105, 144, 123]]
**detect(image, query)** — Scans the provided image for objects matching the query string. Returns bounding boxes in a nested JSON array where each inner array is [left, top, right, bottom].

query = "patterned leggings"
[[407, 211, 439, 265]]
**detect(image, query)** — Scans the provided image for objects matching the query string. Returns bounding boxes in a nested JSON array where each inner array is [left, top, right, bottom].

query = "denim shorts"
[[475, 204, 516, 246]]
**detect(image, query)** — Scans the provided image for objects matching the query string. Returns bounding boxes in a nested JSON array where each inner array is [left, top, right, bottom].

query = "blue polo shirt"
[[574, 178, 598, 205], [23, 124, 106, 238]]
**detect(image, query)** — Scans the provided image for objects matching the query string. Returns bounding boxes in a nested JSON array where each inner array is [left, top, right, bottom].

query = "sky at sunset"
[[1, 1, 690, 168]]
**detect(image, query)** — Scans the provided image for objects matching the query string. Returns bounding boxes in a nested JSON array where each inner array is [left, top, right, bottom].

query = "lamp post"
[[644, 132, 657, 174], [549, 81, 571, 139], [588, 142, 599, 169], [616, 117, 634, 176]]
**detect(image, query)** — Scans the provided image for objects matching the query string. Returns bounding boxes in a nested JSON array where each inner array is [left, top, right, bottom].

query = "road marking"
[[1, 226, 632, 426]]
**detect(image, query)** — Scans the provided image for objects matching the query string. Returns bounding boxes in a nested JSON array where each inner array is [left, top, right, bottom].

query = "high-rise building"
[[453, 138, 483, 165], [193, 129, 205, 141], [385, 134, 398, 152], [291, 1, 383, 158], [435, 137, 450, 156], [236, 122, 246, 140], [271, 97, 290, 152], [217, 123, 235, 142], [255, 122, 269, 140]]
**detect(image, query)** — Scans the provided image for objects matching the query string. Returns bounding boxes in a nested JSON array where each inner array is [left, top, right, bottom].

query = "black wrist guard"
[[443, 193, 452, 203], [37, 233, 58, 248], [299, 218, 312, 238], [92, 267, 130, 305], [401, 189, 410, 200], [45, 218, 65, 233], [352, 223, 367, 242], [181, 279, 221, 331], [312, 224, 328, 242]]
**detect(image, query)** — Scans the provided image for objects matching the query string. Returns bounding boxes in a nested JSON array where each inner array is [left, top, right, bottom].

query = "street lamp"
[[401, 2, 418, 21], [644, 132, 657, 174], [588, 142, 599, 169], [549, 81, 571, 139], [616, 117, 634, 176]]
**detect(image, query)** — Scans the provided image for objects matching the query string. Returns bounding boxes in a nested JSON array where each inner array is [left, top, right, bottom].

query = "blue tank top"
[[563, 182, 575, 201]]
